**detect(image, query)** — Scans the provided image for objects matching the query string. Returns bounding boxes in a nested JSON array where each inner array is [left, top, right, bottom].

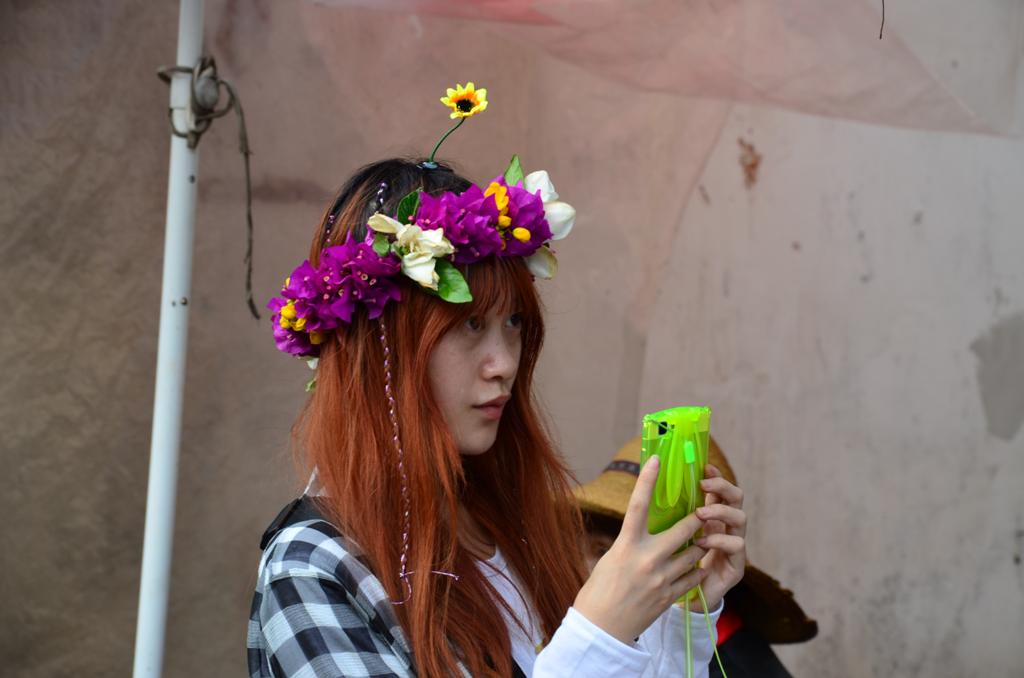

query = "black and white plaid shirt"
[[248, 498, 717, 677], [247, 500, 473, 677]]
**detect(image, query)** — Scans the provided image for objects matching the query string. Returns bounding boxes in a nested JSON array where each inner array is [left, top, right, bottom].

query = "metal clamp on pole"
[[157, 56, 235, 149], [156, 52, 259, 318]]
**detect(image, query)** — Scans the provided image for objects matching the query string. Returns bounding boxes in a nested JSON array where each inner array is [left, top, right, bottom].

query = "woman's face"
[[428, 306, 523, 455]]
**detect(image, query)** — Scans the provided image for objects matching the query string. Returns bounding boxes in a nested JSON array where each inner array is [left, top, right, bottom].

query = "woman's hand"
[[688, 463, 747, 612], [573, 456, 709, 644]]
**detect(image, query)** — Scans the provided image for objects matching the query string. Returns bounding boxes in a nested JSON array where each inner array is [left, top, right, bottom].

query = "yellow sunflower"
[[440, 82, 488, 119]]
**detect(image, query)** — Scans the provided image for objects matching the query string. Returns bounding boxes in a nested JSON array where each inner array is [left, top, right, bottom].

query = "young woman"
[[247, 86, 747, 678]]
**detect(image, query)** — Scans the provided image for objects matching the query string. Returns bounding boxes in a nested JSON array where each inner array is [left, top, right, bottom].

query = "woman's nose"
[[481, 332, 519, 381]]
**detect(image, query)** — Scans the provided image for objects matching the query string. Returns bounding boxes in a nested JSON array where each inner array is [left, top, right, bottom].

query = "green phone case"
[[641, 407, 726, 674], [640, 406, 711, 538]]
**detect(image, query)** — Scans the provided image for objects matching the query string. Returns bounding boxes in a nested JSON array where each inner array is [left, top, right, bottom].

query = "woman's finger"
[[656, 511, 704, 556], [704, 484, 721, 508], [695, 533, 745, 554], [666, 543, 707, 580], [620, 456, 660, 540], [704, 492, 722, 519], [701, 518, 727, 537], [669, 566, 709, 601], [700, 475, 744, 507], [696, 503, 747, 534]]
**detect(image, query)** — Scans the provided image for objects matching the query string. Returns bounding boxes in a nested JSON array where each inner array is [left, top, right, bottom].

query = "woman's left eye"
[[506, 313, 523, 329]]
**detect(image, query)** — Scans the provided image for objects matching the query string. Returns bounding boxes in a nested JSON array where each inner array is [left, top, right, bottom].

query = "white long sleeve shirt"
[[478, 547, 722, 677]]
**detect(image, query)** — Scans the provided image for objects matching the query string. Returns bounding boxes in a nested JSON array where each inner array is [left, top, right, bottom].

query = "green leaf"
[[305, 376, 317, 392], [372, 233, 391, 257], [435, 259, 473, 303], [396, 189, 422, 225], [503, 155, 525, 186]]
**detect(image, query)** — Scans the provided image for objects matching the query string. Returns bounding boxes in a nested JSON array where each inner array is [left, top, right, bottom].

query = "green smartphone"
[[639, 406, 711, 540]]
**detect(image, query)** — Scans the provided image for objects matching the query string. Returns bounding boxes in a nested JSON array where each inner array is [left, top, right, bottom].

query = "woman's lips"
[[473, 403, 505, 421]]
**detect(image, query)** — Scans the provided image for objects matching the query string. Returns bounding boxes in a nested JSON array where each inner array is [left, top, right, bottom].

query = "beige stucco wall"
[[2, 2, 1021, 676]]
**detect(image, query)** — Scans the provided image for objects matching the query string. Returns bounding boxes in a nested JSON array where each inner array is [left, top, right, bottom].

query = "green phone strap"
[[687, 426, 727, 678]]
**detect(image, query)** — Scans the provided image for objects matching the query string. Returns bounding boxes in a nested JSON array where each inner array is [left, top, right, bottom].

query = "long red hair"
[[292, 159, 588, 677]]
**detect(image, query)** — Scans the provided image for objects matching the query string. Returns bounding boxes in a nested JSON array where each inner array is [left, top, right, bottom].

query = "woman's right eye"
[[466, 316, 483, 332]]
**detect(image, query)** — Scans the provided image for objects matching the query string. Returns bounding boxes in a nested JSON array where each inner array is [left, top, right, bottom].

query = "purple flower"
[[267, 235, 403, 357], [267, 260, 336, 357], [272, 321, 316, 357], [282, 261, 321, 301], [416, 189, 503, 265], [413, 190, 457, 231], [320, 234, 402, 322], [267, 295, 319, 357], [494, 178, 553, 258]]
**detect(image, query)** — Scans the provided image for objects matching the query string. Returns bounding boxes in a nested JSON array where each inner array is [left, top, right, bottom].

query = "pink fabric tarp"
[[310, 0, 1022, 133]]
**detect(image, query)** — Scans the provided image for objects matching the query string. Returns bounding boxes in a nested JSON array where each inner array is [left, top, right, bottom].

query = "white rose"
[[524, 170, 575, 241], [368, 213, 454, 290]]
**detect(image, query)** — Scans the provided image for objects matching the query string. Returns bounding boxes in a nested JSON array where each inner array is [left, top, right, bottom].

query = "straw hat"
[[574, 435, 818, 644]]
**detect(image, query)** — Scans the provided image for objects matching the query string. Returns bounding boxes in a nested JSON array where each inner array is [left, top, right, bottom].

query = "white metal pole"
[[133, 1, 204, 676]]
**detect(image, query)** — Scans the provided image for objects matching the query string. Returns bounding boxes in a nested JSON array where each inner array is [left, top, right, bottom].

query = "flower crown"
[[268, 84, 576, 371]]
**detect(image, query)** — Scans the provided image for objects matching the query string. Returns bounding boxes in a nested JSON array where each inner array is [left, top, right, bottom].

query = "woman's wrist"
[[572, 597, 634, 645], [676, 592, 722, 613]]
